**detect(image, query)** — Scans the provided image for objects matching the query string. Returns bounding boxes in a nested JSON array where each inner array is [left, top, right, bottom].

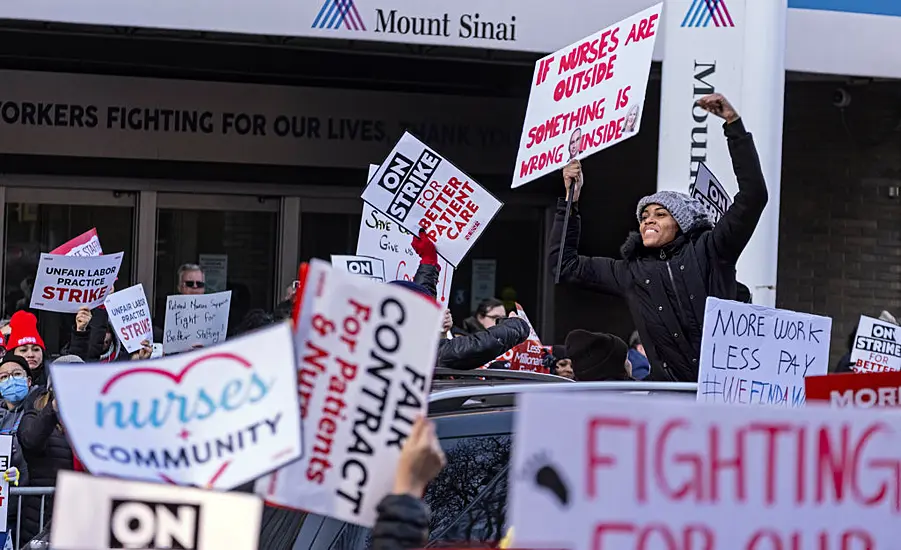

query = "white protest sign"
[[104, 284, 154, 354], [257, 259, 442, 527], [358, 163, 454, 308], [50, 323, 302, 490], [51, 471, 262, 550], [513, 4, 661, 188], [331, 255, 387, 283], [690, 162, 733, 224], [29, 252, 124, 313], [0, 435, 11, 532], [163, 291, 232, 354], [361, 132, 502, 267], [850, 315, 901, 373], [509, 392, 901, 550], [50, 228, 103, 257], [697, 298, 832, 407]]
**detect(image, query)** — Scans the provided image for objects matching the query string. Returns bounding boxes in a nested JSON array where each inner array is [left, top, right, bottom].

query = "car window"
[[425, 434, 511, 546], [303, 433, 512, 550]]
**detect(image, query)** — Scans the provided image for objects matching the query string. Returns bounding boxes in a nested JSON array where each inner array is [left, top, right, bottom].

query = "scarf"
[[100, 337, 121, 363]]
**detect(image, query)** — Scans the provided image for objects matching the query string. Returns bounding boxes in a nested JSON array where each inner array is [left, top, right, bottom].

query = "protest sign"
[[105, 284, 154, 353], [690, 162, 733, 224], [29, 252, 124, 313], [50, 323, 302, 490], [806, 370, 901, 408], [509, 392, 901, 550], [697, 298, 832, 407], [163, 291, 232, 354], [51, 471, 262, 550], [849, 315, 901, 373], [361, 132, 502, 267], [257, 259, 443, 527], [0, 435, 12, 532], [357, 203, 454, 307], [480, 304, 550, 373], [512, 4, 662, 188], [51, 228, 103, 257], [331, 255, 387, 283]]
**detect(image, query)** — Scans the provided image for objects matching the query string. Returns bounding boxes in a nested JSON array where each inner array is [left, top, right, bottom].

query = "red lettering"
[[587, 416, 631, 498], [592, 522, 634, 550], [42, 286, 55, 300], [747, 423, 792, 504], [709, 425, 746, 504], [655, 419, 701, 501]]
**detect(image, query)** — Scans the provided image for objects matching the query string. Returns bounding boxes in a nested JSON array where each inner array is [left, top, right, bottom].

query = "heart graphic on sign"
[[100, 352, 252, 394]]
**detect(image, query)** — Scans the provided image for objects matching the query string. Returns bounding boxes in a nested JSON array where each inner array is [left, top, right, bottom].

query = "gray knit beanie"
[[636, 191, 711, 234]]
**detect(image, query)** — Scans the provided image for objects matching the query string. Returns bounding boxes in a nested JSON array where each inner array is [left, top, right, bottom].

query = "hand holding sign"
[[695, 93, 740, 124], [393, 416, 445, 498], [562, 160, 583, 202]]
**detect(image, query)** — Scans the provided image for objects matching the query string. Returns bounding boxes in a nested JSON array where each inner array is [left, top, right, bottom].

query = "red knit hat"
[[6, 311, 45, 351]]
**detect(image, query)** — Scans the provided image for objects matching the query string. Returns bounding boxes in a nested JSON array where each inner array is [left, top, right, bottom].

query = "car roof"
[[429, 368, 698, 414]]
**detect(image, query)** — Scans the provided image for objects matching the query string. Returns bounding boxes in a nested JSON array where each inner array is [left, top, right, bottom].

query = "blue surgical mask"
[[0, 377, 28, 404]]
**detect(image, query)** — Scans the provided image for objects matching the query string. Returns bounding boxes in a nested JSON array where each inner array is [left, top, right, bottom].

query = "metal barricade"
[[9, 487, 54, 550]]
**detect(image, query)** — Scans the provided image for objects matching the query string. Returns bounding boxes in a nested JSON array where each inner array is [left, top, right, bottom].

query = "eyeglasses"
[[183, 281, 205, 289], [485, 314, 506, 325], [0, 372, 27, 383]]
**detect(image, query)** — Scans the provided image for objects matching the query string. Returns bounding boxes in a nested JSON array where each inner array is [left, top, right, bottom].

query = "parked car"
[[284, 368, 697, 550]]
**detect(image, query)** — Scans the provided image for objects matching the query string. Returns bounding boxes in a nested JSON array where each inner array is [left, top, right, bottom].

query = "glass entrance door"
[[154, 193, 280, 335], [3, 188, 137, 355]]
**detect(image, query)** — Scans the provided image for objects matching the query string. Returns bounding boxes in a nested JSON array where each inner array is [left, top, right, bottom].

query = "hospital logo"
[[681, 0, 735, 27], [312, 0, 367, 31]]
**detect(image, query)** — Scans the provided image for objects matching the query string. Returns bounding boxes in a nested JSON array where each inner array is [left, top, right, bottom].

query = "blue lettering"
[[94, 371, 275, 429]]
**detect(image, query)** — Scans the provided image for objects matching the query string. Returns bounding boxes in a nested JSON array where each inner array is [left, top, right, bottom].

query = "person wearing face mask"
[[0, 354, 35, 544], [549, 93, 768, 382], [5, 311, 47, 387]]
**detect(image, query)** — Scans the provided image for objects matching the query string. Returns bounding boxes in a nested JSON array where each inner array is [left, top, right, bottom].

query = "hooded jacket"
[[67, 307, 129, 362], [549, 119, 768, 382], [413, 265, 529, 370]]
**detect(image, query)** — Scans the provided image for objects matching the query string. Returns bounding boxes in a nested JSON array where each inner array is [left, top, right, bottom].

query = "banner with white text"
[[257, 259, 442, 527], [361, 133, 502, 267], [358, 165, 454, 308], [849, 315, 901, 373], [697, 298, 831, 407], [51, 471, 262, 550], [509, 392, 901, 550], [50, 323, 302, 490], [50, 228, 103, 257], [513, 3, 661, 188], [30, 253, 124, 313]]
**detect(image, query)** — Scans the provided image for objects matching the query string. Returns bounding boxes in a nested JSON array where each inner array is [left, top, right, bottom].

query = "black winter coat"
[[17, 388, 73, 545], [413, 264, 529, 370], [67, 307, 130, 362], [549, 119, 768, 382], [371, 494, 430, 550]]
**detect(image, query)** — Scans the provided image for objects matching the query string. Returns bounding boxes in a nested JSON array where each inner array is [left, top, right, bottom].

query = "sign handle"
[[553, 191, 574, 285]]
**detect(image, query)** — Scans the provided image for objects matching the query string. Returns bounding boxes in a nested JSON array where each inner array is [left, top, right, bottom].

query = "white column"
[[656, 0, 786, 307], [735, 0, 786, 307]]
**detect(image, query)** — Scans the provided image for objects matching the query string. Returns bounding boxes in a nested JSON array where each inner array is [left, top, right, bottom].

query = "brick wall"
[[777, 80, 901, 369]]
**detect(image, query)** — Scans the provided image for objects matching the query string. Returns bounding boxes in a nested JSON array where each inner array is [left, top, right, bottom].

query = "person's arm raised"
[[696, 93, 769, 263], [549, 160, 627, 294]]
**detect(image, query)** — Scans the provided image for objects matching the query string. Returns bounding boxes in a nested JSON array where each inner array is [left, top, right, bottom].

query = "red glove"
[[412, 229, 439, 267]]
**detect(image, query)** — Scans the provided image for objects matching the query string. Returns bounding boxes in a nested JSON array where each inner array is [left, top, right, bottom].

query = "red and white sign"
[[806, 371, 901, 408], [849, 315, 901, 373], [104, 284, 154, 354], [361, 132, 502, 267], [50, 324, 303, 490], [481, 304, 550, 373], [51, 228, 103, 257], [357, 164, 454, 308], [30, 252, 124, 313], [512, 3, 662, 188], [257, 259, 443, 527], [510, 392, 901, 550]]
